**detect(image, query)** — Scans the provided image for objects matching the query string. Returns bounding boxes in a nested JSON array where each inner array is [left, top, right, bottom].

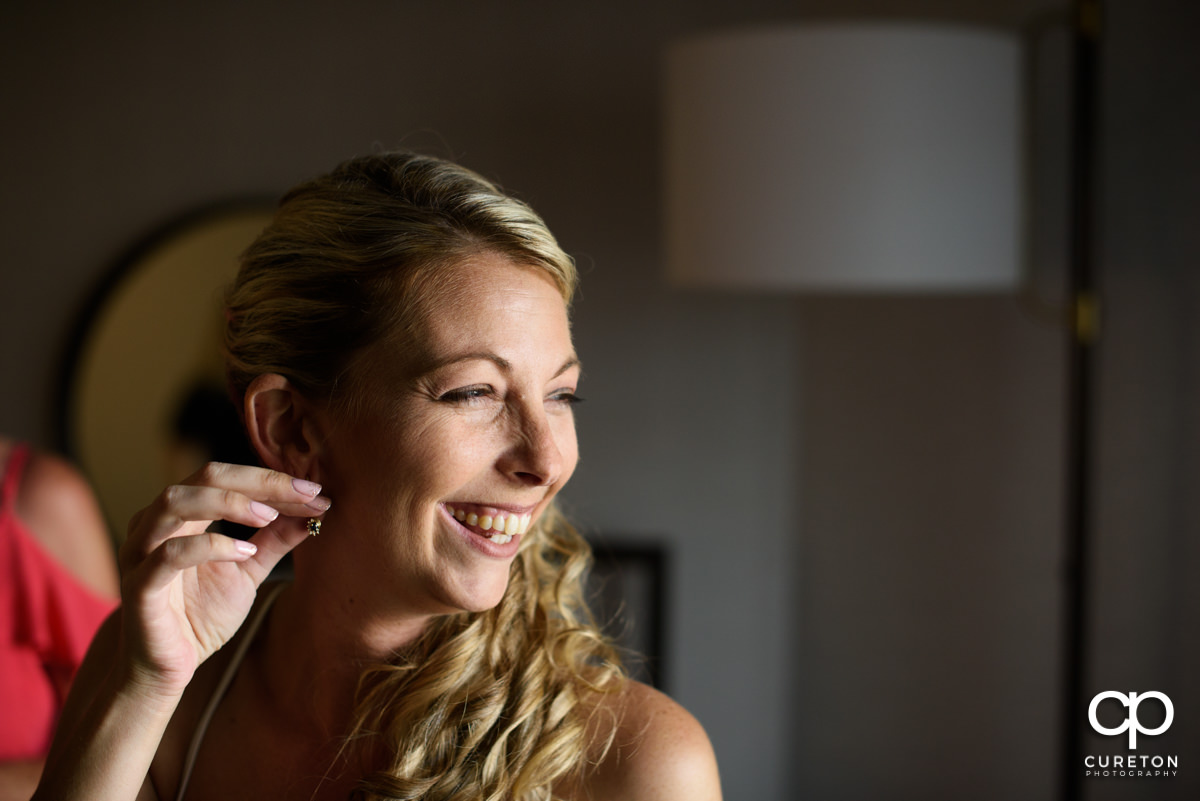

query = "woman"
[[35, 153, 720, 800], [0, 440, 118, 800]]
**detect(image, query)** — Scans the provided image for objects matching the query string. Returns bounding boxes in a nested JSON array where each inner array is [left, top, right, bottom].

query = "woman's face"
[[314, 252, 579, 617]]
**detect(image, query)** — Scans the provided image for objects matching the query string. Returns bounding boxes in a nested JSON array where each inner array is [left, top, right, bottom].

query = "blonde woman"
[[35, 153, 720, 801]]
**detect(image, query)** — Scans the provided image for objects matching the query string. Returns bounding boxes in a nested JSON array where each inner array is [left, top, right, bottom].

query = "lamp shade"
[[664, 24, 1022, 292]]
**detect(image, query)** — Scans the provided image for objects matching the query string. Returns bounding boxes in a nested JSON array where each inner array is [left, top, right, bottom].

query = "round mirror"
[[61, 206, 274, 539]]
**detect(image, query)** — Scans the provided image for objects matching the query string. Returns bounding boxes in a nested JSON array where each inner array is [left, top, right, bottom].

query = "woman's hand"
[[116, 462, 329, 698]]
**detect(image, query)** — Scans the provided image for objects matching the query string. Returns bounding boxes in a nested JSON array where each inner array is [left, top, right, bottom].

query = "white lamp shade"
[[664, 24, 1022, 292]]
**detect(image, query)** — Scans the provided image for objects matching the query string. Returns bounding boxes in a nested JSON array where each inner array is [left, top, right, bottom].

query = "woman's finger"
[[123, 464, 330, 563], [185, 462, 333, 522], [124, 485, 279, 562], [180, 462, 324, 507], [185, 462, 333, 521], [134, 531, 259, 594]]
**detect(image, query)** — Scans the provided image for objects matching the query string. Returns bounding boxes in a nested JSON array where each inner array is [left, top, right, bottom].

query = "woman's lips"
[[444, 503, 533, 545]]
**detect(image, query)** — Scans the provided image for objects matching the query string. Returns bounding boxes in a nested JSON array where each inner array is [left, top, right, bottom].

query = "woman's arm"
[[32, 463, 327, 801], [36, 618, 180, 800], [0, 760, 45, 801]]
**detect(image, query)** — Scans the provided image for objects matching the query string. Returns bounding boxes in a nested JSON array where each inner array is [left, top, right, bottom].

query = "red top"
[[0, 444, 117, 760]]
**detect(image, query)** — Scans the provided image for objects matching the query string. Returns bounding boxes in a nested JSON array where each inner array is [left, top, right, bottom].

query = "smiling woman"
[[300, 254, 582, 620], [34, 152, 720, 801]]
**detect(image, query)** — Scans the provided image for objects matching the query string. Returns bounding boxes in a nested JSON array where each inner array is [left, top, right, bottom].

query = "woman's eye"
[[439, 386, 493, 404], [550, 391, 584, 406]]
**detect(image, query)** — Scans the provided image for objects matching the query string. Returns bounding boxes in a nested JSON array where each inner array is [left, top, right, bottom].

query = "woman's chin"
[[433, 567, 512, 615], [465, 576, 512, 613]]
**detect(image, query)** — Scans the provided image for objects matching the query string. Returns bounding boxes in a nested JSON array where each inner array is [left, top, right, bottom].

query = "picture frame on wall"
[[586, 539, 669, 690]]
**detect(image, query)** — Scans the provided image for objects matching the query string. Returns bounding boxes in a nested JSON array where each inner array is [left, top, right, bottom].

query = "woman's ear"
[[244, 374, 324, 479]]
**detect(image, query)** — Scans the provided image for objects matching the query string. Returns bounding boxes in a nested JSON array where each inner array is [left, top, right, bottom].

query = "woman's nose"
[[499, 407, 565, 487]]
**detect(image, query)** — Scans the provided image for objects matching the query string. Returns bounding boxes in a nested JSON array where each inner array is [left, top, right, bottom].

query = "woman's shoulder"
[[14, 444, 119, 598], [578, 679, 722, 801]]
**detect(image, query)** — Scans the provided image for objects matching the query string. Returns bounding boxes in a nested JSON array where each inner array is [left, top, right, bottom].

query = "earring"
[[307, 518, 322, 537]]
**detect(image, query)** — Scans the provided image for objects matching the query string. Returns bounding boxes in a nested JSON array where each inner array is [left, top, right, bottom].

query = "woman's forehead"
[[382, 255, 574, 376]]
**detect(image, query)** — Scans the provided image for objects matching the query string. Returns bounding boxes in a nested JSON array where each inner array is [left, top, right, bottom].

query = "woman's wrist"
[[111, 615, 199, 704], [108, 660, 190, 717], [34, 664, 181, 801]]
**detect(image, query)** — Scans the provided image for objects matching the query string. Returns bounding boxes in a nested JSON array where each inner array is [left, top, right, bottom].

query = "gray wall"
[[2, 1, 1196, 799]]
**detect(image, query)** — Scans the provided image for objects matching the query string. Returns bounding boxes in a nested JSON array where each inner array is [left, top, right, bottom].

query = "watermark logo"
[[1084, 690, 1179, 779], [1089, 691, 1174, 749]]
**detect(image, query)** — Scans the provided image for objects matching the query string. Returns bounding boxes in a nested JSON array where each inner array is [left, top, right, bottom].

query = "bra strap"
[[1, 443, 31, 510], [174, 581, 289, 801]]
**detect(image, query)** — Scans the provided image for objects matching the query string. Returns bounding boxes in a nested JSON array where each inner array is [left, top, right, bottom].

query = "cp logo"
[[1088, 691, 1174, 749]]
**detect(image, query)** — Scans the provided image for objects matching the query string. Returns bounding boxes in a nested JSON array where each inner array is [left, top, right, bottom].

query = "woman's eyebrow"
[[422, 353, 581, 378], [554, 356, 582, 379], [427, 351, 512, 372]]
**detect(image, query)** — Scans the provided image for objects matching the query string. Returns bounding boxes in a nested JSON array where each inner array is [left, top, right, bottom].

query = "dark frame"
[[586, 539, 669, 691]]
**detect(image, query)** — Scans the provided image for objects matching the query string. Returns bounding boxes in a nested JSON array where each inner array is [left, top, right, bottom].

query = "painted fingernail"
[[293, 478, 322, 496], [306, 495, 332, 513], [249, 501, 279, 523], [235, 540, 258, 556]]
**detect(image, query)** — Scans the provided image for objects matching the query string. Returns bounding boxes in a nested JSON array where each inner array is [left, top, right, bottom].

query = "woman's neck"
[[255, 577, 433, 738]]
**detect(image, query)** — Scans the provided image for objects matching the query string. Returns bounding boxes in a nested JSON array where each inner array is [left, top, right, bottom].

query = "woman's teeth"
[[446, 505, 531, 545]]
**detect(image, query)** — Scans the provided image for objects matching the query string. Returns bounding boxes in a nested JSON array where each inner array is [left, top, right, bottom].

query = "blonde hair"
[[350, 504, 622, 800], [225, 151, 577, 410], [224, 152, 623, 800]]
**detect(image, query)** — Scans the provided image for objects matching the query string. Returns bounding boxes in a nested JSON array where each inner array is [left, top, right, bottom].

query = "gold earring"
[[307, 518, 322, 537]]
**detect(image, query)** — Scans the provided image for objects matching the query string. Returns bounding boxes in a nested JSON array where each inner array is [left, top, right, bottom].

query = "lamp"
[[663, 16, 1102, 801], [664, 23, 1022, 292]]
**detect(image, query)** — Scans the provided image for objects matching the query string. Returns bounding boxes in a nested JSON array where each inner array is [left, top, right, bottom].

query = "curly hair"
[[223, 151, 624, 799], [348, 503, 623, 800]]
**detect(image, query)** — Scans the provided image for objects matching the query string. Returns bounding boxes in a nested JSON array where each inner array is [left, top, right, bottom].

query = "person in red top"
[[0, 440, 119, 799]]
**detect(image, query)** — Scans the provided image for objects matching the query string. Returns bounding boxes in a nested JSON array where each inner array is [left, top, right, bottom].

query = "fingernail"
[[293, 478, 322, 496], [250, 501, 279, 522], [306, 495, 332, 513], [235, 540, 258, 556]]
